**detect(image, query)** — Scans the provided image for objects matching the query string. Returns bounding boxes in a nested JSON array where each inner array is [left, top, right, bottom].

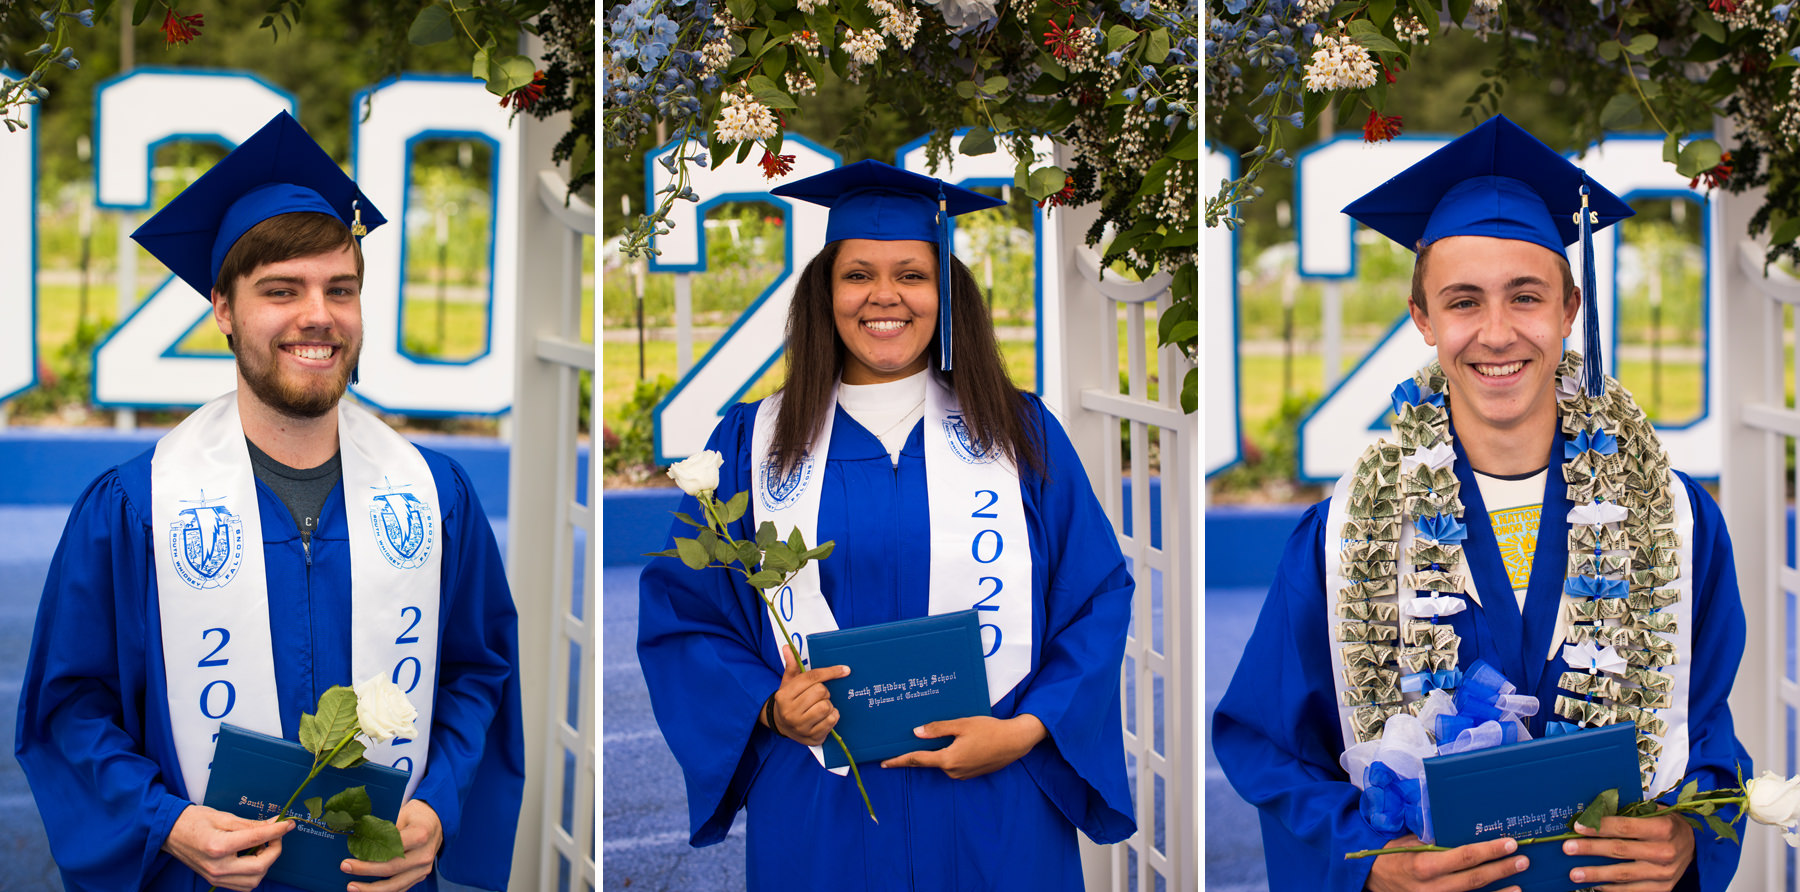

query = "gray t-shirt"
[[246, 438, 343, 547]]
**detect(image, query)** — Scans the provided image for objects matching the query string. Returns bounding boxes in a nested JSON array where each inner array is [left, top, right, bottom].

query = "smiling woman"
[[637, 159, 1139, 891]]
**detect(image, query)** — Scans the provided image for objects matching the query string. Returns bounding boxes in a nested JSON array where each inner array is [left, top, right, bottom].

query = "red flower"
[[1688, 152, 1733, 190], [1036, 175, 1077, 208], [1708, 0, 1737, 12], [758, 150, 796, 180], [500, 70, 547, 111], [1381, 63, 1397, 85], [1044, 15, 1083, 62], [1363, 110, 1403, 143], [161, 8, 203, 47]]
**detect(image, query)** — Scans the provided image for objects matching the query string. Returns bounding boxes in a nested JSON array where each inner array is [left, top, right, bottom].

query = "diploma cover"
[[1423, 723, 1642, 892], [202, 723, 410, 892], [808, 609, 991, 768]]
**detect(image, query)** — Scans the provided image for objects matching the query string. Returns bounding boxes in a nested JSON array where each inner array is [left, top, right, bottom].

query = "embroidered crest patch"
[[759, 452, 813, 511], [169, 495, 245, 590], [942, 413, 992, 465], [369, 484, 435, 570]]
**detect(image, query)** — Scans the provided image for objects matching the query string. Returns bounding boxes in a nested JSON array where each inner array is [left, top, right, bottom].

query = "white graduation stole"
[[153, 393, 441, 802], [749, 375, 1033, 770]]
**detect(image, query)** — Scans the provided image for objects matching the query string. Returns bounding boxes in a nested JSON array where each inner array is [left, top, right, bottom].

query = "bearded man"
[[15, 111, 524, 892]]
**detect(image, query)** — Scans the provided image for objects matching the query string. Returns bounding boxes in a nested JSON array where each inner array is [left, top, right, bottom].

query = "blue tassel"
[[937, 182, 952, 371], [1579, 182, 1602, 397]]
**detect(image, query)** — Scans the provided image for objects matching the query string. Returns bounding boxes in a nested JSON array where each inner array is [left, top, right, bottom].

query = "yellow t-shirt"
[[1473, 467, 1572, 660]]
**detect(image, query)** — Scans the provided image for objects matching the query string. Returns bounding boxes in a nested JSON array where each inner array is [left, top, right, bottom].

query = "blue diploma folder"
[[807, 609, 991, 768], [202, 723, 410, 892], [1422, 722, 1642, 892]]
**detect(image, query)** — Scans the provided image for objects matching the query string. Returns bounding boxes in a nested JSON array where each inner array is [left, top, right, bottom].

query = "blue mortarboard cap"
[[771, 159, 1006, 371], [131, 111, 386, 300], [1343, 114, 1634, 396]]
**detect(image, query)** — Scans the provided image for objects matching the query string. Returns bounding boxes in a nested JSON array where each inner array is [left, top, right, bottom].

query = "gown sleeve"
[[1210, 500, 1389, 892], [636, 404, 784, 845], [1673, 472, 1750, 891], [410, 452, 526, 889], [14, 469, 193, 892], [1010, 399, 1137, 845]]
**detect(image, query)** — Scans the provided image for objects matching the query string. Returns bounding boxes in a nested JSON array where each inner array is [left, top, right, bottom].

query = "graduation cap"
[[131, 110, 386, 300], [771, 159, 1006, 371], [1343, 114, 1634, 397]]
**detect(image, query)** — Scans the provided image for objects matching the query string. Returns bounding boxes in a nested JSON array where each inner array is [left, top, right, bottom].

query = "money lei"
[[1336, 352, 1681, 787]]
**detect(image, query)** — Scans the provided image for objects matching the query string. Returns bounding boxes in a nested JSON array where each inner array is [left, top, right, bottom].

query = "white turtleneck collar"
[[838, 370, 929, 466]]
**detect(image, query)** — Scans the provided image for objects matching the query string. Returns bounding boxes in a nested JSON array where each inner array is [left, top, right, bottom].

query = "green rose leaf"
[[1145, 28, 1170, 64], [408, 4, 454, 45], [1679, 779, 1700, 803], [763, 541, 798, 573], [803, 540, 835, 561], [1704, 812, 1739, 845], [1675, 138, 1722, 178], [305, 796, 324, 822], [347, 815, 406, 862], [756, 521, 779, 549], [735, 540, 761, 566], [324, 785, 374, 820], [311, 686, 359, 754], [1575, 788, 1620, 831], [709, 536, 738, 565], [299, 713, 324, 754], [1600, 93, 1642, 129], [695, 528, 721, 554], [960, 126, 997, 156], [745, 570, 783, 588], [671, 511, 703, 530], [324, 809, 356, 834], [328, 738, 368, 769], [723, 490, 749, 524], [786, 527, 806, 553], [641, 548, 679, 559], [676, 537, 711, 570]]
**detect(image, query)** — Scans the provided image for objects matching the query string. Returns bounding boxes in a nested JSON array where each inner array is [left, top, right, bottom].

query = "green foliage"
[[304, 685, 361, 755], [10, 315, 105, 417], [605, 374, 676, 476], [348, 813, 405, 861], [1210, 389, 1318, 498]]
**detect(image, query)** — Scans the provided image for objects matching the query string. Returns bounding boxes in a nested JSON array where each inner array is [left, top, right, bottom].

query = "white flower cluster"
[[701, 38, 735, 76], [843, 28, 885, 67], [1469, 0, 1502, 37], [715, 90, 781, 143], [786, 69, 818, 96], [1153, 156, 1194, 231], [1714, 0, 1758, 31], [1782, 70, 1800, 146], [792, 28, 824, 57], [712, 9, 738, 28], [1059, 25, 1105, 74], [1303, 27, 1379, 93], [1297, 0, 1332, 21], [797, 0, 825, 12], [1396, 14, 1430, 44], [868, 0, 922, 50]]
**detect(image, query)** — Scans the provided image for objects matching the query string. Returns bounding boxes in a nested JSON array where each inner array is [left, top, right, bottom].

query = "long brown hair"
[[769, 240, 1044, 477]]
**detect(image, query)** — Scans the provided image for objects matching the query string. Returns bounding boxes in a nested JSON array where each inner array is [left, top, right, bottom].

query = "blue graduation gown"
[[15, 445, 525, 892], [1212, 467, 1748, 891], [637, 395, 1136, 891]]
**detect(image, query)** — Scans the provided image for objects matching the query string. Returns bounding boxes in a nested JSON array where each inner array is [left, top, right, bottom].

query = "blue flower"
[[1122, 0, 1152, 18], [37, 10, 55, 31], [1790, 47, 1800, 63], [1105, 50, 1123, 67], [1140, 64, 1157, 82], [1224, 0, 1249, 12], [1284, 111, 1303, 128], [71, 9, 95, 27], [1146, 97, 1160, 112], [1123, 86, 1139, 101], [1777, 3, 1792, 22]]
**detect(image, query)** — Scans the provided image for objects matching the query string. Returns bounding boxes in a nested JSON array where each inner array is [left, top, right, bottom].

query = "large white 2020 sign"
[[0, 68, 36, 405], [89, 70, 518, 415], [1207, 134, 1723, 482]]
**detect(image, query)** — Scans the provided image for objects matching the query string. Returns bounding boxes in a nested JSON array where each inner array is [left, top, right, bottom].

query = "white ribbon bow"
[[1567, 502, 1629, 527], [1562, 641, 1628, 674], [1401, 442, 1458, 473]]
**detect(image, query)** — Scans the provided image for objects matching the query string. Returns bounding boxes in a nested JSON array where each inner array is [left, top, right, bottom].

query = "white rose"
[[922, 0, 997, 30], [353, 675, 420, 744], [1745, 771, 1800, 830], [667, 450, 724, 498]]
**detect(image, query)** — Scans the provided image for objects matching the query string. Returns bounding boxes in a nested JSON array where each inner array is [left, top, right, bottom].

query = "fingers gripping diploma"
[[162, 804, 296, 891], [1366, 835, 1528, 892], [878, 714, 1048, 780], [766, 645, 850, 747], [340, 799, 444, 892], [1560, 814, 1696, 891]]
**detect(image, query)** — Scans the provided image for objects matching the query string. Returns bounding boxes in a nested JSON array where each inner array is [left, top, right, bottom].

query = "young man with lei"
[[1213, 114, 1749, 891], [14, 111, 524, 892]]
